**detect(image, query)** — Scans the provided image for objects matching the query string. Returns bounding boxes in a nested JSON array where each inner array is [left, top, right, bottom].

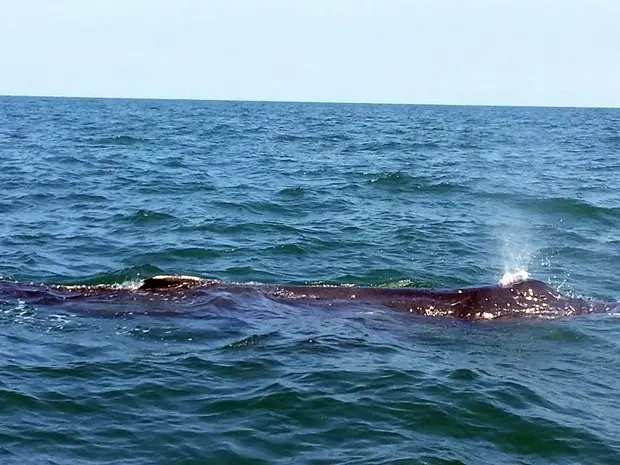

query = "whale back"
[[424, 279, 610, 319], [264, 278, 611, 319], [0, 276, 613, 320]]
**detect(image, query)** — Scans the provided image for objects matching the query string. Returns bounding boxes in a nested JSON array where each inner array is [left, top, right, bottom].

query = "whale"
[[0, 275, 615, 320]]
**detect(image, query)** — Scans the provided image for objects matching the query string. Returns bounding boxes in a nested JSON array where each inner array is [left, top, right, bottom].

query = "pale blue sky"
[[1, 0, 618, 107]]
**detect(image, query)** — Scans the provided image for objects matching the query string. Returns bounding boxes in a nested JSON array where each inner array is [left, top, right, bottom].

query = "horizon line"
[[1, 93, 619, 111]]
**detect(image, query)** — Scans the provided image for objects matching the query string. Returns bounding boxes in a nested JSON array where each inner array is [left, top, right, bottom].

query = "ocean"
[[0, 96, 619, 464]]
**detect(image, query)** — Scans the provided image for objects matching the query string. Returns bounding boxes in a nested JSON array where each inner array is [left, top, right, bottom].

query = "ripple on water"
[[89, 135, 150, 146]]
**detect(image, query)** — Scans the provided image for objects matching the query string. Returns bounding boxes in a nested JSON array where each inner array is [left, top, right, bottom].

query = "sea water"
[[1, 97, 619, 464]]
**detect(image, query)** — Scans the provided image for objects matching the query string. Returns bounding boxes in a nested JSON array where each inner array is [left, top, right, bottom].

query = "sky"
[[1, 0, 619, 107]]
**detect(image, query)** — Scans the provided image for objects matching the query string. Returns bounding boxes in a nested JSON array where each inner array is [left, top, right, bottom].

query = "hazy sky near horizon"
[[1, 0, 618, 107]]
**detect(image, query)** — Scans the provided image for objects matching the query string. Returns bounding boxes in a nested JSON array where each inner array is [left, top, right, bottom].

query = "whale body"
[[138, 275, 614, 319], [0, 275, 615, 320]]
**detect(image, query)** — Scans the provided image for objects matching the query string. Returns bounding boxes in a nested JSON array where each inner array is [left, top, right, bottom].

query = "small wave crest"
[[92, 135, 148, 146], [364, 171, 463, 193], [124, 209, 177, 224]]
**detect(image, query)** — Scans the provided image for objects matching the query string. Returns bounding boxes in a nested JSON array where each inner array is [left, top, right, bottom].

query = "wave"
[[332, 268, 421, 288], [121, 209, 178, 224], [132, 247, 224, 264], [274, 133, 319, 143], [2, 317, 617, 465], [518, 197, 620, 224], [363, 171, 466, 194], [88, 135, 149, 146], [264, 242, 309, 256], [343, 140, 441, 154], [278, 186, 308, 198], [212, 200, 293, 216], [221, 331, 281, 350]]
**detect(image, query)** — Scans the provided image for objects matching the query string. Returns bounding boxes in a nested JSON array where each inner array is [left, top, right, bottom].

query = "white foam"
[[499, 269, 530, 286], [118, 279, 145, 289]]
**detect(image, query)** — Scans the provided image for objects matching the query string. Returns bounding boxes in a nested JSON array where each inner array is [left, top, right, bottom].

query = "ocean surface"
[[0, 96, 619, 464]]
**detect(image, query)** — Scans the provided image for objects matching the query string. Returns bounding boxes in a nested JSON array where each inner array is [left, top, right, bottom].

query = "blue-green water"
[[1, 96, 619, 464]]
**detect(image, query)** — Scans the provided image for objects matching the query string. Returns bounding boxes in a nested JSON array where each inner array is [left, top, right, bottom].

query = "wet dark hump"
[[455, 279, 572, 318], [482, 279, 602, 318], [139, 275, 204, 291], [383, 279, 591, 319]]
